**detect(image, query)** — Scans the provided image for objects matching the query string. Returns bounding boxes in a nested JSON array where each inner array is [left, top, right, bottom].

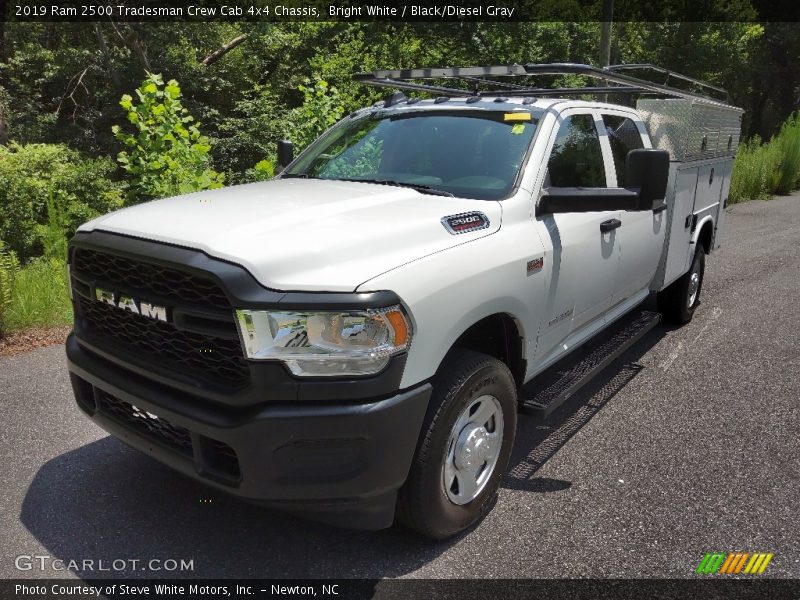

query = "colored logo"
[[526, 257, 544, 274], [441, 212, 490, 235], [696, 552, 774, 575]]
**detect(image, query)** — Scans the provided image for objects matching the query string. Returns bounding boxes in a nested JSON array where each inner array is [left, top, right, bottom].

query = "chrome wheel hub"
[[688, 270, 700, 308], [443, 394, 504, 505]]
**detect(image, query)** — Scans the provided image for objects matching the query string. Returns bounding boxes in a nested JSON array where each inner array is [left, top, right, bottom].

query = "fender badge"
[[527, 257, 544, 274], [442, 212, 490, 235]]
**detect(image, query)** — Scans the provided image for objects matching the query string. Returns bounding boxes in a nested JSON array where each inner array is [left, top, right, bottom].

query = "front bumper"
[[66, 333, 431, 530]]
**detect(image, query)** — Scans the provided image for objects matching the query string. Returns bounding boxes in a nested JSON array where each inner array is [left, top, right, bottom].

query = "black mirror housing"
[[625, 148, 670, 210], [540, 148, 671, 215], [277, 140, 294, 171], [540, 187, 640, 214]]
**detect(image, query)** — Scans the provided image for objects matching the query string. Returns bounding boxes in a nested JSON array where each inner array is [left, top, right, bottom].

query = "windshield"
[[285, 109, 539, 200]]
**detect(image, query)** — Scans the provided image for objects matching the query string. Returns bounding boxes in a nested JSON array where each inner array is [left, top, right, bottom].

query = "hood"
[[79, 179, 502, 292]]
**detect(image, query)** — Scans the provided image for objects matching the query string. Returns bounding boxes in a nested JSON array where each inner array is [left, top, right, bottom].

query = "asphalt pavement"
[[1, 195, 798, 580]]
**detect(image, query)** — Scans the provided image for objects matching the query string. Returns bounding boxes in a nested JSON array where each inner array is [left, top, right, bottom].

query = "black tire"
[[658, 245, 705, 324], [397, 348, 517, 540]]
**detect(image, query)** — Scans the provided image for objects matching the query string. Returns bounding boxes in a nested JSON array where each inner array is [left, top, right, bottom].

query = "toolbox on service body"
[[637, 98, 743, 161], [636, 98, 743, 289]]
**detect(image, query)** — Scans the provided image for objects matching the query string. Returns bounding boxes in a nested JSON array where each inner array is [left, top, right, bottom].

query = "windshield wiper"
[[330, 178, 455, 197], [281, 173, 314, 179]]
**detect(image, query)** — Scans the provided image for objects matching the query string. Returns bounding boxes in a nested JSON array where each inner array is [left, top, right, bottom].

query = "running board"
[[520, 310, 661, 418]]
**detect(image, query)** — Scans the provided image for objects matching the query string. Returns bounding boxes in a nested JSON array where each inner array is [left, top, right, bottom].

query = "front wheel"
[[397, 349, 517, 540], [659, 245, 705, 324]]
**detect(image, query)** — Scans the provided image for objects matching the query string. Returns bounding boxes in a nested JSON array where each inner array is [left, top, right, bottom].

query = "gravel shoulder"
[[0, 326, 71, 357]]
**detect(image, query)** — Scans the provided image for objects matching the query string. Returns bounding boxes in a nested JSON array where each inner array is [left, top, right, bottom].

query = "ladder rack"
[[354, 62, 733, 107]]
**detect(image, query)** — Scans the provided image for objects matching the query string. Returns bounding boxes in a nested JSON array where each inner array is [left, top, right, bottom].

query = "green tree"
[[288, 78, 345, 151], [113, 73, 224, 202], [0, 143, 123, 261]]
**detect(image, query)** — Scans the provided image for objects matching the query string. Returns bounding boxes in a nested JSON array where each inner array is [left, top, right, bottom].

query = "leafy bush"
[[774, 113, 800, 194], [40, 196, 70, 261], [287, 78, 345, 151], [113, 73, 225, 202], [0, 143, 123, 262], [730, 136, 779, 202], [730, 113, 800, 203], [0, 243, 21, 336], [243, 159, 275, 182]]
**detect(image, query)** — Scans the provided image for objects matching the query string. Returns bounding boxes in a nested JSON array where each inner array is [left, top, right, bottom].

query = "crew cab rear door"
[[598, 111, 665, 307]]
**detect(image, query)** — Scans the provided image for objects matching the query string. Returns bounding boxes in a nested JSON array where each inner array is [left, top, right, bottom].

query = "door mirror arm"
[[276, 140, 295, 173]]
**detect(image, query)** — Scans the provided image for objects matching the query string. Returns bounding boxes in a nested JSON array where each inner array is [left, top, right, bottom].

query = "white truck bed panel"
[[652, 156, 732, 291]]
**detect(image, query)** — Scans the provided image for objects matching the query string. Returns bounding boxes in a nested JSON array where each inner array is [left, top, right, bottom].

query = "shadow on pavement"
[[19, 437, 449, 579], [503, 323, 668, 492], [20, 322, 668, 580]]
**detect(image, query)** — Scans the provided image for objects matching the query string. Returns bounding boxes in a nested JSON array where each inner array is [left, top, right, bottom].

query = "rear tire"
[[658, 245, 705, 324], [397, 348, 517, 540]]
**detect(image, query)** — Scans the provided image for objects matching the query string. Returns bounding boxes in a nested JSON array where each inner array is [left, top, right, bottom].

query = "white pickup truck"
[[66, 64, 742, 540]]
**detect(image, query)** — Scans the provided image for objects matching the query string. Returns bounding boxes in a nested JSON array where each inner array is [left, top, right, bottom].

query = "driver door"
[[535, 111, 622, 363]]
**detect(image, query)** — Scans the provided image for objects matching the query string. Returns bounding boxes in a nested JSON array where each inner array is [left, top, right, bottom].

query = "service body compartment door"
[[712, 159, 733, 249], [663, 165, 699, 287], [692, 162, 725, 257]]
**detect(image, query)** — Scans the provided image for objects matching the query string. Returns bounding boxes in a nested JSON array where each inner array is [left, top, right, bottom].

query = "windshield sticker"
[[511, 123, 526, 135], [504, 113, 532, 122]]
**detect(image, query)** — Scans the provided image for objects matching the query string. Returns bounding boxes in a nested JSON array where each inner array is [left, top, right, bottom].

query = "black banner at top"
[[3, 0, 800, 22]]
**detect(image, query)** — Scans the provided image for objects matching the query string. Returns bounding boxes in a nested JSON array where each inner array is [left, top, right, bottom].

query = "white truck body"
[[68, 64, 742, 537], [78, 97, 740, 388]]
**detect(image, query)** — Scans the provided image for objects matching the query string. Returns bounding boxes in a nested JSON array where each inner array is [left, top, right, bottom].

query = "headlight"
[[235, 305, 411, 377]]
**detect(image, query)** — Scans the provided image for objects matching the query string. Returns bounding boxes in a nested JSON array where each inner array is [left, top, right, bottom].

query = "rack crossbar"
[[354, 62, 733, 107]]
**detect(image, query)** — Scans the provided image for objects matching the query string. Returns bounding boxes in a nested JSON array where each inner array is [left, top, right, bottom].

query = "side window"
[[602, 114, 644, 187], [547, 114, 606, 188]]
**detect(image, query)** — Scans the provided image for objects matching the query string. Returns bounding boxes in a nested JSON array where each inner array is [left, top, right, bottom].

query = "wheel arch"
[[440, 312, 527, 389], [693, 216, 715, 255]]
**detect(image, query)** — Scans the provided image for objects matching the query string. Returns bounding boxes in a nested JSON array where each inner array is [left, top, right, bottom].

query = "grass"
[[730, 112, 800, 203], [1, 257, 72, 333], [0, 196, 73, 336]]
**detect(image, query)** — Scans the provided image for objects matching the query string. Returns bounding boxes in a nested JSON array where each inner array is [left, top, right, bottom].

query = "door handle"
[[600, 219, 622, 233]]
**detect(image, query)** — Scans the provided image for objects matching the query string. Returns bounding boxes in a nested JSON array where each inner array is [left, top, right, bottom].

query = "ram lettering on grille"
[[95, 286, 168, 322]]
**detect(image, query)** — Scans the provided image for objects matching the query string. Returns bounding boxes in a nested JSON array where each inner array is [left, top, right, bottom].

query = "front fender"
[[358, 219, 546, 389]]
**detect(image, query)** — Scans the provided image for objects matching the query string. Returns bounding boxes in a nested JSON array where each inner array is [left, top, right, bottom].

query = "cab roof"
[[366, 96, 638, 116]]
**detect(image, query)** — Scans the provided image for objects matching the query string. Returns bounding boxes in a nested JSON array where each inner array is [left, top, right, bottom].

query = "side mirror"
[[539, 148, 671, 215], [625, 148, 670, 210], [277, 140, 294, 172], [540, 187, 640, 214]]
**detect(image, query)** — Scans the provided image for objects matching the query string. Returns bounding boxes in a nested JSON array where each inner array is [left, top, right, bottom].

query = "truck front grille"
[[78, 297, 249, 386], [97, 389, 193, 457], [73, 247, 231, 311], [72, 247, 249, 389], [94, 388, 241, 482]]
